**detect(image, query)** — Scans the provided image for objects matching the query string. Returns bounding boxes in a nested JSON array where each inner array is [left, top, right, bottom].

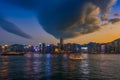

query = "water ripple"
[[0, 54, 120, 80]]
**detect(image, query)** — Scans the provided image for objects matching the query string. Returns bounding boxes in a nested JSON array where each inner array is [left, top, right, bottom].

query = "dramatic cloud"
[[0, 18, 32, 39], [37, 0, 116, 38], [3, 0, 117, 39]]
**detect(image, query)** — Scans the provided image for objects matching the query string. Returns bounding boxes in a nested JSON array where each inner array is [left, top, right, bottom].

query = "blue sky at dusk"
[[0, 0, 120, 45], [0, 0, 58, 44]]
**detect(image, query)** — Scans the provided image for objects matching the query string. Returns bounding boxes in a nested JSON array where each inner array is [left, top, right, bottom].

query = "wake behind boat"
[[69, 54, 83, 60]]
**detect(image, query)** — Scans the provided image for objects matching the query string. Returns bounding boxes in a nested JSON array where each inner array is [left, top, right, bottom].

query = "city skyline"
[[0, 0, 120, 45]]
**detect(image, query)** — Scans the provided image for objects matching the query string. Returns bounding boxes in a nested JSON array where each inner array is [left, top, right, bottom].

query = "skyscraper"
[[42, 43, 45, 53], [60, 38, 64, 50]]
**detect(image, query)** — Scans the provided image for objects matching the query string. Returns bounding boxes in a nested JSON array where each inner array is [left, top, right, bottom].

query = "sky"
[[0, 0, 120, 45]]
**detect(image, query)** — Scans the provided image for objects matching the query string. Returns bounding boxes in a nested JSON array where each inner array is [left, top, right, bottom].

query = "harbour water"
[[0, 53, 120, 80]]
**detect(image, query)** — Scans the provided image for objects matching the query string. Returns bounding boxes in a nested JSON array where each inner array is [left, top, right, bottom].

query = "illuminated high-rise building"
[[42, 43, 45, 53], [60, 37, 64, 50]]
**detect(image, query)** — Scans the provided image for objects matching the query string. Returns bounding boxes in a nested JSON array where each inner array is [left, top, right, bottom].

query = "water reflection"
[[69, 61, 75, 79], [63, 54, 68, 58], [99, 54, 120, 79], [0, 53, 120, 80], [80, 54, 89, 79], [45, 54, 51, 80], [25, 54, 32, 78], [0, 56, 9, 80], [25, 53, 41, 79]]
